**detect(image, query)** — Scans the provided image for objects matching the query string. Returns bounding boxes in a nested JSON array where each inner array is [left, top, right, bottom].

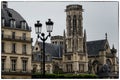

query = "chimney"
[[2, 1, 8, 9]]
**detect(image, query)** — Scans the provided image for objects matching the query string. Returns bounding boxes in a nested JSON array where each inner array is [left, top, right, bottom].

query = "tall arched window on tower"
[[73, 15, 77, 36], [78, 15, 82, 36], [68, 15, 71, 36], [10, 19, 16, 28]]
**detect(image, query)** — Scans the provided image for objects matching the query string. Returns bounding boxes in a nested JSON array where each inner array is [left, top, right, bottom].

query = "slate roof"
[[32, 42, 63, 62], [38, 42, 63, 58], [1, 3, 30, 30], [51, 35, 64, 40], [87, 39, 106, 56]]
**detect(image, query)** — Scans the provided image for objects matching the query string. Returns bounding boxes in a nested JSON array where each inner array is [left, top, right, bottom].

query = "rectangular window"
[[45, 55, 50, 61], [2, 30, 4, 39], [22, 44, 26, 54], [14, 21, 16, 28], [10, 20, 16, 28], [66, 64, 72, 72], [47, 56, 50, 61], [67, 55, 71, 60], [2, 59, 5, 71], [45, 56, 47, 61], [12, 32, 15, 39], [10, 20, 14, 28], [22, 33, 26, 40], [38, 55, 41, 61], [12, 43, 16, 53], [2, 19, 5, 26], [22, 60, 27, 71], [68, 39, 71, 48], [79, 64, 84, 72], [2, 42, 4, 53], [40, 55, 42, 61], [22, 22, 27, 29], [11, 59, 16, 71], [66, 64, 68, 72], [80, 56, 83, 60]]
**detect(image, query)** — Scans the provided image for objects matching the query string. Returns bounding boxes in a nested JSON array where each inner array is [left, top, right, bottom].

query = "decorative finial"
[[105, 33, 107, 39], [111, 44, 117, 54], [112, 44, 115, 49], [84, 29, 87, 39], [2, 1, 8, 9], [63, 29, 66, 37], [64, 29, 65, 34]]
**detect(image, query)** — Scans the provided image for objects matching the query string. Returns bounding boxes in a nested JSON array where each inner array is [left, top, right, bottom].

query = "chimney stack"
[[2, 1, 8, 9]]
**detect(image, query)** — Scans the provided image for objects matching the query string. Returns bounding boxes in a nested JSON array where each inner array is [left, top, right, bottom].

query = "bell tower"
[[63, 4, 88, 73], [66, 4, 83, 53]]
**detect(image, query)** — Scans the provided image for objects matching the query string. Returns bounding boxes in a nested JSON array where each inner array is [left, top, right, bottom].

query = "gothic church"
[[1, 1, 118, 79], [32, 4, 119, 78]]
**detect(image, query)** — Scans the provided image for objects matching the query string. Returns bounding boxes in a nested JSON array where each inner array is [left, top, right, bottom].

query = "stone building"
[[32, 4, 118, 78], [62, 4, 118, 77], [87, 37, 118, 77], [1, 1, 32, 79]]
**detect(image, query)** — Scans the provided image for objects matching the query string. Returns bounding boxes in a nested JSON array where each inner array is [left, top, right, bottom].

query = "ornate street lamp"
[[34, 19, 54, 77]]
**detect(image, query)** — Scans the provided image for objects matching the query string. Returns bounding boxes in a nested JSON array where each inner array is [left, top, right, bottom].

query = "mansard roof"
[[87, 39, 107, 56], [1, 1, 30, 30]]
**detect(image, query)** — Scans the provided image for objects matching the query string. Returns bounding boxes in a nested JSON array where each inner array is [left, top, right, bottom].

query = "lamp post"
[[34, 19, 54, 77]]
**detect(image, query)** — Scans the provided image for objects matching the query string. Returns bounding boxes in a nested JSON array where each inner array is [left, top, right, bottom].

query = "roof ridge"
[[38, 41, 59, 47], [87, 39, 106, 43]]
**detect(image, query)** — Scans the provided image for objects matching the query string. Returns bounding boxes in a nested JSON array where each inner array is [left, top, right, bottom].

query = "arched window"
[[33, 64, 37, 73], [106, 59, 112, 68], [68, 15, 71, 36], [92, 60, 99, 74], [78, 15, 82, 36], [73, 15, 77, 36], [68, 39, 71, 49]]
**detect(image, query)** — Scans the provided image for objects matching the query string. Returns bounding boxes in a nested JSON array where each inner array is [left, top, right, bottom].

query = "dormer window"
[[21, 21, 27, 30], [2, 18, 5, 27], [10, 19, 16, 28]]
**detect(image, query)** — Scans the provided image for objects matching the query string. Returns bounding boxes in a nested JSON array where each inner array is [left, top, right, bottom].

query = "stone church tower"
[[63, 5, 88, 73]]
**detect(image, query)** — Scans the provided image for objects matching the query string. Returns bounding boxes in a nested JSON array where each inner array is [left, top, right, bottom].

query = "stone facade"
[[32, 40, 53, 74], [32, 40, 63, 74], [87, 38, 118, 77], [51, 35, 64, 45], [1, 1, 32, 79], [62, 5, 88, 73]]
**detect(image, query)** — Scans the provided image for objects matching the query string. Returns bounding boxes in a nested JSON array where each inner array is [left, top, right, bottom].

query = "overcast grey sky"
[[8, 1, 119, 56]]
